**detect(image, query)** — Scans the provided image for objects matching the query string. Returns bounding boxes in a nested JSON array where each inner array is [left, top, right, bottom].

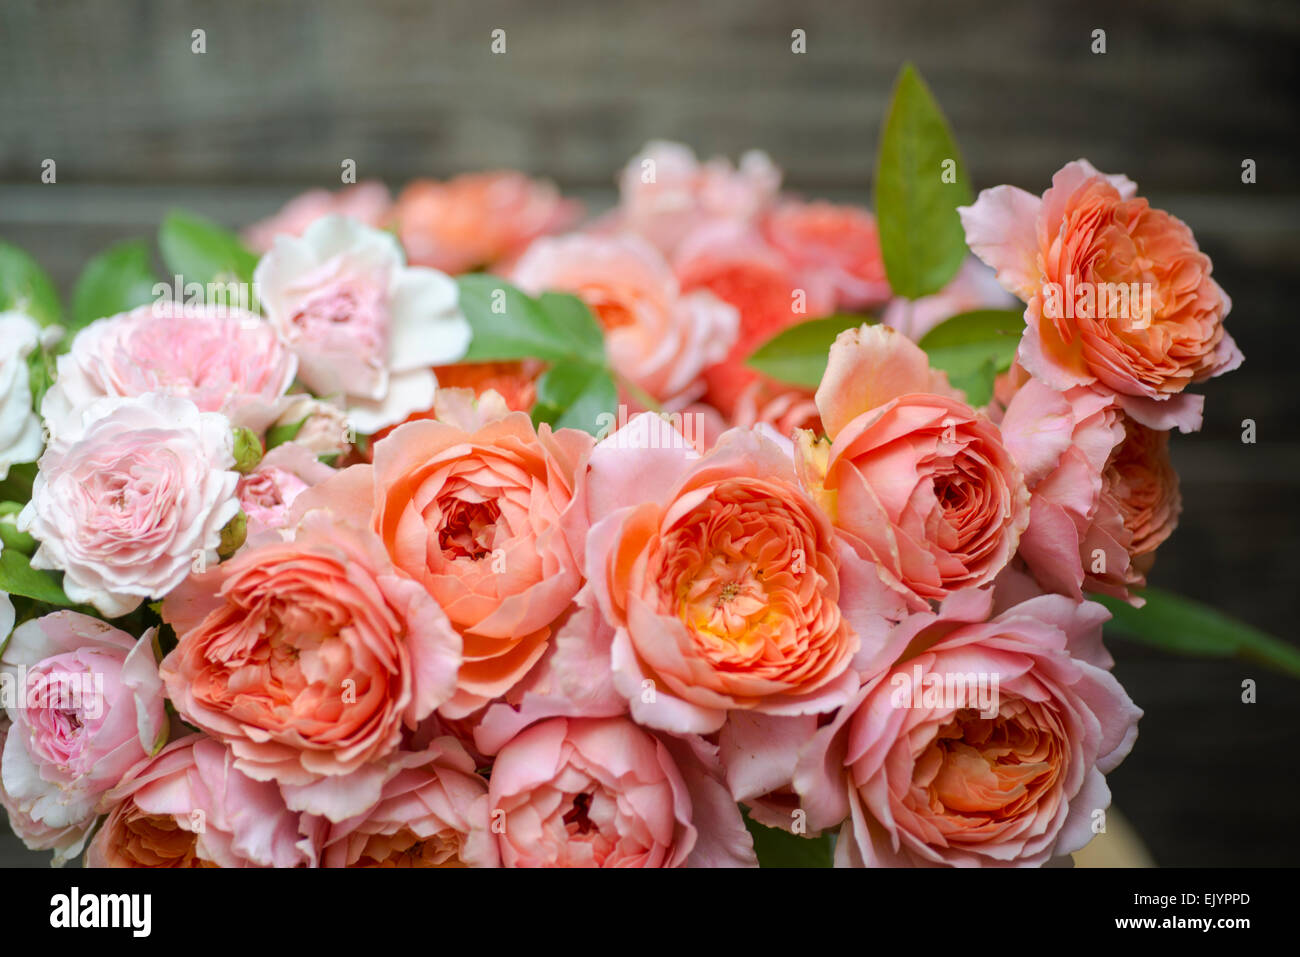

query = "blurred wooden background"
[[1, 0, 1298, 866]]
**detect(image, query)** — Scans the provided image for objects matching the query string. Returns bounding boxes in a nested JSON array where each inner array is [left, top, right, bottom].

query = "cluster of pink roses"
[[0, 144, 1238, 867]]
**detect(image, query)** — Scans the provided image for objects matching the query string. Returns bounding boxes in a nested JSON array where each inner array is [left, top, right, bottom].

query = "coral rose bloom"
[[487, 716, 700, 868], [586, 415, 899, 734], [800, 326, 1029, 607], [960, 159, 1241, 432], [1105, 417, 1182, 574], [88, 736, 318, 868], [318, 739, 495, 867], [370, 401, 593, 717], [797, 590, 1142, 867], [512, 233, 738, 407], [391, 170, 580, 274], [160, 510, 462, 813], [762, 200, 891, 311]]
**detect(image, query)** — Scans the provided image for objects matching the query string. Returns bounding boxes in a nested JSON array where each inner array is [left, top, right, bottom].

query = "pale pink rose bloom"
[[315, 738, 496, 867], [511, 233, 738, 407], [87, 735, 319, 868], [617, 141, 782, 256], [797, 325, 1029, 608], [1000, 379, 1140, 603], [0, 612, 166, 863], [0, 310, 45, 479], [488, 716, 755, 868], [160, 507, 462, 820], [41, 303, 297, 441], [236, 441, 336, 535], [243, 181, 392, 254], [585, 413, 905, 735], [391, 171, 581, 274], [19, 394, 240, 617], [761, 200, 891, 311], [796, 589, 1141, 867], [254, 216, 471, 434], [959, 159, 1241, 432], [882, 258, 1017, 342]]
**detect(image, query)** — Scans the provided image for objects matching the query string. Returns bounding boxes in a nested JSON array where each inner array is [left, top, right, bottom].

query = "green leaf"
[[0, 502, 36, 554], [457, 275, 595, 362], [158, 209, 259, 298], [917, 308, 1024, 405], [0, 462, 37, 504], [71, 239, 160, 330], [536, 292, 606, 365], [744, 810, 833, 868], [264, 416, 306, 450], [530, 359, 617, 435], [745, 314, 876, 389], [1095, 588, 1300, 679], [874, 62, 973, 300], [0, 547, 73, 606], [0, 241, 61, 326]]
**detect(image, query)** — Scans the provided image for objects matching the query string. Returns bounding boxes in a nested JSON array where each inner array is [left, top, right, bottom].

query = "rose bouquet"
[[0, 63, 1279, 868]]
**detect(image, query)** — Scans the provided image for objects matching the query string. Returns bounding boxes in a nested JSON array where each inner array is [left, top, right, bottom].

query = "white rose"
[[0, 310, 45, 479]]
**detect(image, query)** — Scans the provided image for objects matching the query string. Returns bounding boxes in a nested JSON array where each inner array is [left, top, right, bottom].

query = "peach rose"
[[585, 413, 906, 734], [87, 736, 319, 868], [160, 508, 462, 819], [999, 379, 1140, 602], [799, 325, 1029, 607], [512, 233, 738, 407], [243, 181, 392, 253], [796, 589, 1141, 867], [959, 159, 1241, 432], [487, 716, 754, 867], [316, 738, 495, 867], [617, 141, 781, 256], [1105, 417, 1182, 577], [369, 393, 593, 717], [762, 200, 891, 311], [391, 171, 580, 274]]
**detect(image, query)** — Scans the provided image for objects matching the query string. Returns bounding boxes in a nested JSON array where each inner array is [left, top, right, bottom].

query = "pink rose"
[[316, 738, 495, 867], [959, 159, 1242, 432], [761, 200, 891, 311], [487, 716, 755, 867], [585, 413, 905, 734], [254, 216, 471, 434], [1, 611, 166, 863], [236, 441, 336, 535], [391, 171, 580, 274], [512, 233, 738, 406], [243, 181, 392, 254], [160, 506, 462, 820], [617, 141, 781, 256], [19, 394, 240, 617], [87, 735, 319, 867], [797, 589, 1141, 867], [41, 302, 297, 441], [799, 325, 1029, 607]]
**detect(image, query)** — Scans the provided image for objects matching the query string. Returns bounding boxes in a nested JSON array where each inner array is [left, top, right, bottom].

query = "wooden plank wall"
[[1, 0, 1298, 866]]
